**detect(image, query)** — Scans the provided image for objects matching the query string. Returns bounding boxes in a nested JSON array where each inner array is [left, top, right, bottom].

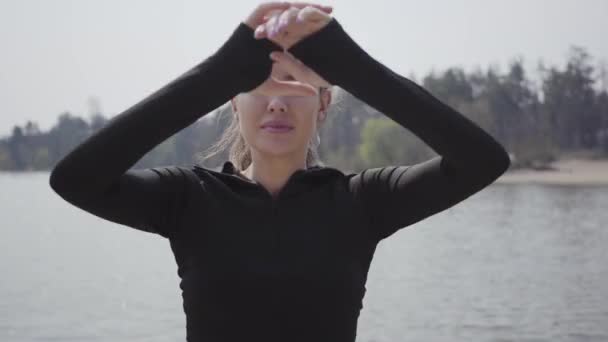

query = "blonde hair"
[[198, 87, 339, 172]]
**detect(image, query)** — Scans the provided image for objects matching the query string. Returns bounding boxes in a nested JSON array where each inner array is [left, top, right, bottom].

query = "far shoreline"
[[3, 157, 608, 186], [496, 157, 608, 185]]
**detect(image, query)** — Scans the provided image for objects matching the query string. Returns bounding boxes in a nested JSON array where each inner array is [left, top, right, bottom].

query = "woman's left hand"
[[269, 50, 332, 88], [251, 50, 331, 97], [254, 4, 333, 50]]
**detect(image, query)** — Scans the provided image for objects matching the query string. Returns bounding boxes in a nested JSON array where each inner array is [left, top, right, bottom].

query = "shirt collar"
[[220, 160, 324, 176], [219, 160, 345, 190]]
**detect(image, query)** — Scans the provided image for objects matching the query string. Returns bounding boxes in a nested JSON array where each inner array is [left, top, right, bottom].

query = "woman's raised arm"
[[286, 18, 511, 242], [49, 9, 285, 239]]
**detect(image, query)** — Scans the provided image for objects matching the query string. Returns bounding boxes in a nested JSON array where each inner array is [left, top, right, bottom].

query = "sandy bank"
[[496, 158, 608, 185]]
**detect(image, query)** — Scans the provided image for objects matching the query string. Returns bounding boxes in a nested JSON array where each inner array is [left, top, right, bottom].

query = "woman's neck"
[[242, 154, 308, 196]]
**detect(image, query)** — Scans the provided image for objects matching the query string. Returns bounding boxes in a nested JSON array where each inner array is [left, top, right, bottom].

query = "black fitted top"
[[49, 18, 510, 342]]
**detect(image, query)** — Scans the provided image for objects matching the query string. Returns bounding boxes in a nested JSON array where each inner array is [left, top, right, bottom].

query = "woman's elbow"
[[482, 145, 511, 183], [49, 161, 80, 198], [495, 144, 512, 175], [49, 163, 65, 194]]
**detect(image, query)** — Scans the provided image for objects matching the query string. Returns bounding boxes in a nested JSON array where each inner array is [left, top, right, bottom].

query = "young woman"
[[49, 2, 511, 341]]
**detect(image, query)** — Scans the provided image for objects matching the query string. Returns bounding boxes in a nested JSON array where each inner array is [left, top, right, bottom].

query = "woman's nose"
[[267, 97, 288, 113]]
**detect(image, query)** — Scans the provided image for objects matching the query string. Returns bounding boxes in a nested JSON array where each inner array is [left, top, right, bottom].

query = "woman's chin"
[[255, 141, 299, 157]]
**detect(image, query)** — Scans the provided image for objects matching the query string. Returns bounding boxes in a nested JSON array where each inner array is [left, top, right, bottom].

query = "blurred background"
[[1, 0, 607, 341]]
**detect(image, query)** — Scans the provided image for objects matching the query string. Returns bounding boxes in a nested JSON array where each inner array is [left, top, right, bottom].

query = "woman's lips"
[[262, 125, 294, 133]]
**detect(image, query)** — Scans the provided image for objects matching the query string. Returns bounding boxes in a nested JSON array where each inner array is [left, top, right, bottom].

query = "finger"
[[254, 24, 267, 39], [250, 2, 291, 26], [263, 15, 281, 39], [269, 9, 289, 38], [290, 3, 333, 13], [255, 2, 290, 14], [266, 78, 318, 96], [298, 6, 328, 22], [272, 7, 298, 38], [262, 8, 285, 21], [254, 15, 278, 39], [262, 3, 331, 24]]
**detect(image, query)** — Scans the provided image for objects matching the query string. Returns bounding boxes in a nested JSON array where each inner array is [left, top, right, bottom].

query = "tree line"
[[1, 46, 607, 172]]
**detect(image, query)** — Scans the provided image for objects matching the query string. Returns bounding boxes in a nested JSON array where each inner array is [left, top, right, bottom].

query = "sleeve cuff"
[[211, 22, 284, 91], [286, 18, 370, 86]]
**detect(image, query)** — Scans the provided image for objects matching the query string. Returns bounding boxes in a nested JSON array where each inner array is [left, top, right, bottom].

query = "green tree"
[[541, 46, 598, 150], [358, 117, 434, 168]]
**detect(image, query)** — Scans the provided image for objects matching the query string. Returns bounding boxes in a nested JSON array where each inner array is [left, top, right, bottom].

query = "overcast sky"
[[1, 0, 607, 137]]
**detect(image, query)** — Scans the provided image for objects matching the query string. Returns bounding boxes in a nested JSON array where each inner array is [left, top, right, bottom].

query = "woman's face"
[[231, 63, 330, 160]]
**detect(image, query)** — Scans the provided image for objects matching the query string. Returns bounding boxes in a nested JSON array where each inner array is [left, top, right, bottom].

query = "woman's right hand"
[[243, 2, 332, 32], [252, 4, 333, 50]]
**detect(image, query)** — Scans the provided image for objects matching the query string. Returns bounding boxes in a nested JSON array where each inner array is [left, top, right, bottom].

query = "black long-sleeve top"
[[49, 17, 510, 342]]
